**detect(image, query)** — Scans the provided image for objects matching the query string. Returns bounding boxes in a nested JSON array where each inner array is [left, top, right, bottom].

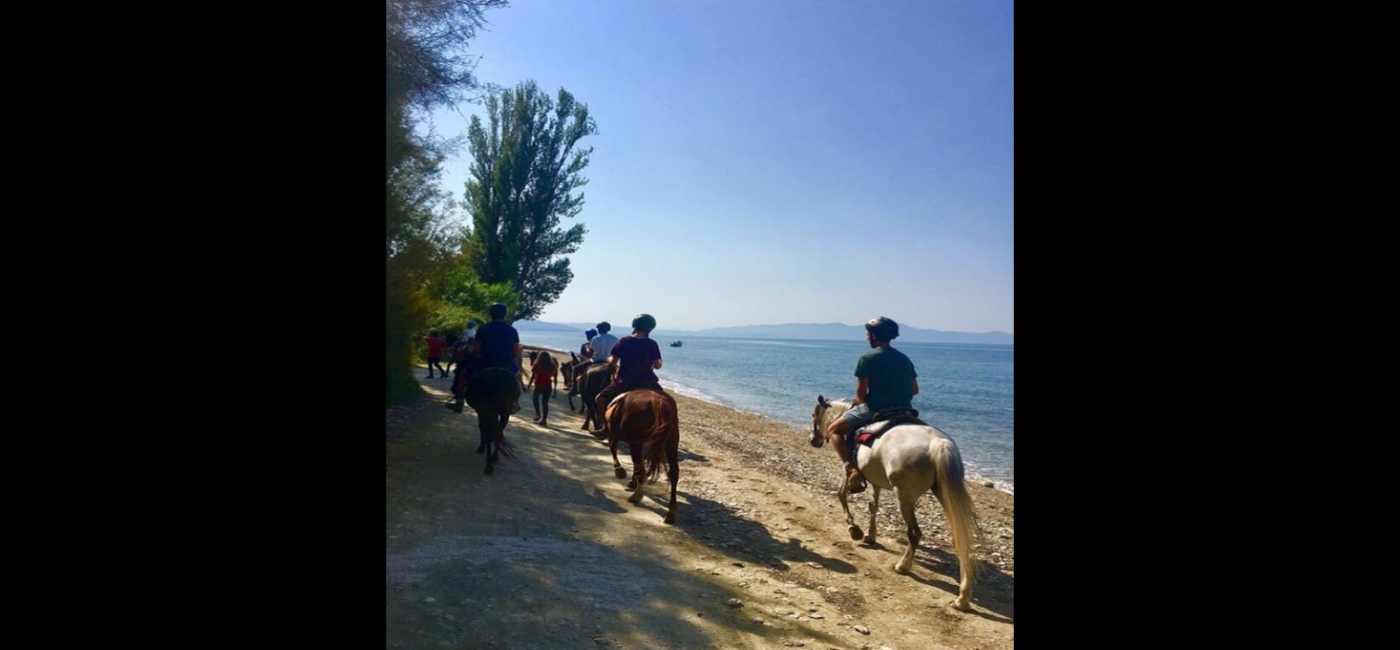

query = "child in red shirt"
[[423, 331, 447, 379]]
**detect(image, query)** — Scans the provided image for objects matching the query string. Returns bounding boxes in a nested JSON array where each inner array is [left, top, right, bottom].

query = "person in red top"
[[593, 313, 665, 437], [530, 351, 560, 426], [423, 331, 447, 378]]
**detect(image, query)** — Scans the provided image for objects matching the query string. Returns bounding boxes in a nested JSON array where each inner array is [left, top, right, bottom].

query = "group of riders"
[[436, 304, 668, 440], [430, 305, 918, 494]]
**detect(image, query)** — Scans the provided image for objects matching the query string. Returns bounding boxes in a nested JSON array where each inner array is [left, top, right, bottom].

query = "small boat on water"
[[670, 340, 683, 347]]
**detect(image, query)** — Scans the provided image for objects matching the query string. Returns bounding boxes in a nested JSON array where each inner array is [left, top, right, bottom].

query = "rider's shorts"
[[840, 403, 874, 430]]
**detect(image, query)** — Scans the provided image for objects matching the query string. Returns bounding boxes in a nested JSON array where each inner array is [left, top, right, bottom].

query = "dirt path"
[[387, 363, 1014, 650]]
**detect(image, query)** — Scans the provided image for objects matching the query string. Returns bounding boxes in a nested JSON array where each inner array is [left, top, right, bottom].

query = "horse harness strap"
[[851, 407, 925, 448]]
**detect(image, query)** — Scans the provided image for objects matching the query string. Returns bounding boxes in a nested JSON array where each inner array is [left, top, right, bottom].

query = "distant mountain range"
[[514, 320, 1013, 345]]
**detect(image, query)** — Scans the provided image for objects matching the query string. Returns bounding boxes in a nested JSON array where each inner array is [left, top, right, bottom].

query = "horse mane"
[[821, 398, 854, 430]]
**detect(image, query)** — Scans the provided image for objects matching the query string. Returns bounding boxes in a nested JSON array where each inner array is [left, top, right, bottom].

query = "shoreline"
[[521, 343, 1013, 495]]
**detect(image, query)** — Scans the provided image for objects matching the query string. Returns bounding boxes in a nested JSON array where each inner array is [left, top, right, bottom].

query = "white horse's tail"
[[930, 436, 982, 582]]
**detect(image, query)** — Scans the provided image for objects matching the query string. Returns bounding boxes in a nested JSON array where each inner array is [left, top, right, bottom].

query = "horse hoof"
[[663, 512, 676, 524], [485, 464, 494, 475], [627, 491, 644, 504], [950, 598, 972, 612], [893, 563, 910, 575], [626, 480, 637, 489], [848, 526, 864, 541], [615, 467, 628, 479]]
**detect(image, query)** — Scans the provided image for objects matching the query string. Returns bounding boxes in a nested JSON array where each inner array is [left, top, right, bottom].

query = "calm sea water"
[[521, 331, 1014, 494]]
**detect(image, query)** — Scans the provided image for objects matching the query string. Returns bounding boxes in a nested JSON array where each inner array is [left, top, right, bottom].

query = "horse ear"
[[818, 395, 827, 406]]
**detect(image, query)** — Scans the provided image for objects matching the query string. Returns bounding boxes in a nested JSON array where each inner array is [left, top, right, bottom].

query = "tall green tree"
[[386, 0, 508, 402], [464, 80, 596, 322]]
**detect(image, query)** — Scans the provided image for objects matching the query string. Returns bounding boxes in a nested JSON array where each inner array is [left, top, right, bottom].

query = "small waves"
[[657, 379, 723, 404]]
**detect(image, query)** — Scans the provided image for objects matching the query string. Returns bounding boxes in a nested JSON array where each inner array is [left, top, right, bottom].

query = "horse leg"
[[663, 434, 679, 524], [867, 485, 881, 545], [838, 480, 863, 540], [475, 416, 487, 454], [484, 423, 495, 475], [892, 488, 921, 574], [580, 400, 594, 430], [626, 442, 646, 504], [611, 438, 626, 479]]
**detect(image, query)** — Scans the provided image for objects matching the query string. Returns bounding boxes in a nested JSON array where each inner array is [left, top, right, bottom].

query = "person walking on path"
[[530, 351, 559, 426], [423, 331, 447, 379]]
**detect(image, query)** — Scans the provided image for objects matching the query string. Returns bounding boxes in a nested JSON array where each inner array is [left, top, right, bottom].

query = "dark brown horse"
[[462, 367, 520, 475], [570, 362, 613, 430], [601, 388, 681, 524]]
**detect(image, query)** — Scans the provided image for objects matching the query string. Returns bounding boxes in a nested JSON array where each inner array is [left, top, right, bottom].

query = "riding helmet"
[[632, 313, 657, 333], [489, 302, 508, 320], [586, 328, 598, 339], [596, 321, 611, 333], [864, 316, 899, 342]]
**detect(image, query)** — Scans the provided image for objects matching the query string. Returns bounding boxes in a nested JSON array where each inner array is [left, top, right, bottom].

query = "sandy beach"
[[388, 348, 1014, 649]]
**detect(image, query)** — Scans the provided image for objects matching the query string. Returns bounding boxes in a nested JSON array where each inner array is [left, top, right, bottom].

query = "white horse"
[[810, 395, 983, 611]]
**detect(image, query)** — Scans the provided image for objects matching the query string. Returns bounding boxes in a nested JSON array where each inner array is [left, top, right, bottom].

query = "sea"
[[520, 331, 1014, 494]]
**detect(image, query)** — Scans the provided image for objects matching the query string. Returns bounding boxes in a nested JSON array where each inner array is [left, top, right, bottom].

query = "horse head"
[[810, 394, 853, 448], [811, 395, 831, 447]]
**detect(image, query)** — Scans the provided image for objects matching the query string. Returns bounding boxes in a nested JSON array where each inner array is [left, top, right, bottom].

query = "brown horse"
[[570, 362, 613, 430], [600, 389, 681, 524], [462, 367, 520, 475]]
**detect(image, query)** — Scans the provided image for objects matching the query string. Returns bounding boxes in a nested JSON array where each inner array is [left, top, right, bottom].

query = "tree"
[[464, 80, 596, 322], [385, 0, 508, 403]]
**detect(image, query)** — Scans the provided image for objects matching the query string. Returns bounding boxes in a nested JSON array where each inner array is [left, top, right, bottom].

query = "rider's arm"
[[652, 358, 663, 369], [853, 377, 869, 406]]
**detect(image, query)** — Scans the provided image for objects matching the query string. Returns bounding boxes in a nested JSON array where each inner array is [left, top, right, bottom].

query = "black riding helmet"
[[632, 313, 657, 333], [865, 316, 899, 342], [596, 321, 611, 333], [489, 302, 508, 320]]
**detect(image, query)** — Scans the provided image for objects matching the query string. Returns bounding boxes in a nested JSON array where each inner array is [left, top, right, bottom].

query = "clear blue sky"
[[426, 0, 1014, 334]]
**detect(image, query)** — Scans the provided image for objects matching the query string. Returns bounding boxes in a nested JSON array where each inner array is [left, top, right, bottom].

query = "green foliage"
[[428, 273, 520, 339], [385, 0, 509, 405], [386, 0, 509, 111], [464, 80, 596, 322]]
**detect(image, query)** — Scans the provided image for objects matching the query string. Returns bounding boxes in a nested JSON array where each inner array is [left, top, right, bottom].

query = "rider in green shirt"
[[825, 316, 919, 493]]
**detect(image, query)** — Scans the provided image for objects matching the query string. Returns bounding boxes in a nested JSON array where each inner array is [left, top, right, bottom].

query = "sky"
[[425, 0, 1014, 334]]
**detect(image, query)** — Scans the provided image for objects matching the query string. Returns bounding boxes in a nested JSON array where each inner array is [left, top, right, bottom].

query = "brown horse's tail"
[[639, 392, 679, 484]]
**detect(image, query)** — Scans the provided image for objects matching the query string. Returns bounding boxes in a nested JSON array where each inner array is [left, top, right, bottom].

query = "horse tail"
[[639, 393, 678, 484], [495, 422, 516, 458], [930, 435, 982, 582]]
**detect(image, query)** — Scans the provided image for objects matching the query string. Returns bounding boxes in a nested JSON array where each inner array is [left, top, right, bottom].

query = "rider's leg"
[[593, 381, 624, 437], [827, 403, 872, 492]]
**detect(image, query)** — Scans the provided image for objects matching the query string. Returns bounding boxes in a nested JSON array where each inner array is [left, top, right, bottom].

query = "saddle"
[[850, 407, 924, 448]]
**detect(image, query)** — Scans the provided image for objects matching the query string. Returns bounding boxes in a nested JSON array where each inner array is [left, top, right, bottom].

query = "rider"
[[446, 303, 522, 413], [593, 313, 666, 438], [824, 316, 919, 493], [566, 328, 595, 390], [572, 322, 617, 386], [569, 328, 597, 389], [588, 321, 618, 364]]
